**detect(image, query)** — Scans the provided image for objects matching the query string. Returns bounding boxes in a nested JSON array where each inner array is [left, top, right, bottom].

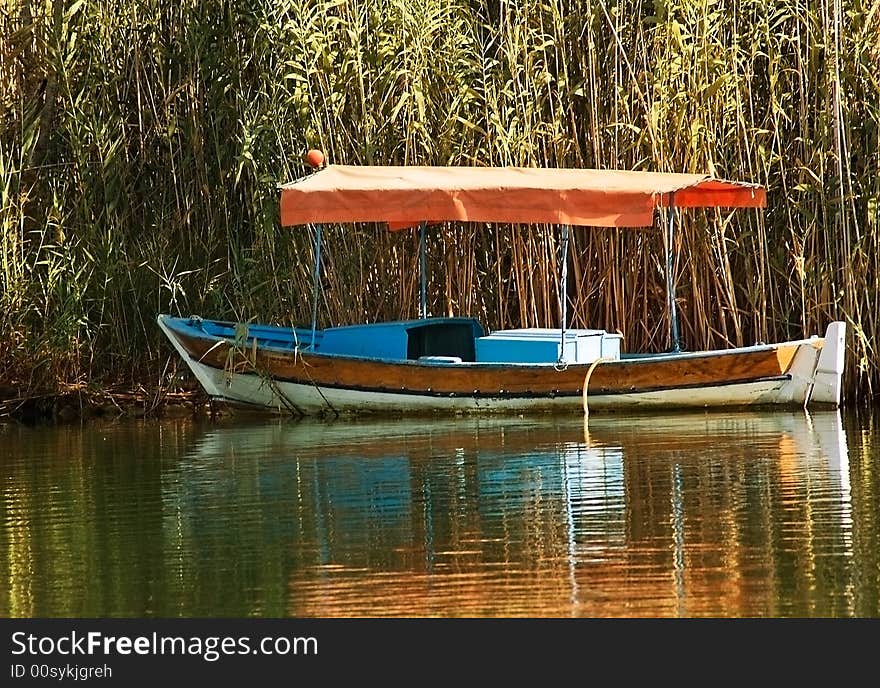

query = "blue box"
[[475, 328, 619, 363]]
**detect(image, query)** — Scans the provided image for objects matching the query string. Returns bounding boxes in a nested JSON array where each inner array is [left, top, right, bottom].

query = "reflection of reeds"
[[1, 1, 877, 402]]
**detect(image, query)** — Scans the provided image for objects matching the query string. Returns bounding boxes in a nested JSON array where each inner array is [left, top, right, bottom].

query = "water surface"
[[1, 410, 878, 617]]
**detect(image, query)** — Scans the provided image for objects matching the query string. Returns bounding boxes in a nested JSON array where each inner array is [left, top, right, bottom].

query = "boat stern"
[[808, 321, 846, 406]]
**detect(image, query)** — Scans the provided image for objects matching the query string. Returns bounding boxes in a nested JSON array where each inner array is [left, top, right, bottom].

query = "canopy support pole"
[[419, 220, 428, 319], [666, 196, 681, 353], [309, 223, 324, 350], [559, 224, 571, 362]]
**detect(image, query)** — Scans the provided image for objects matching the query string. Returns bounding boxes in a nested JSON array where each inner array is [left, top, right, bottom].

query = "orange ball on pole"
[[305, 149, 325, 169]]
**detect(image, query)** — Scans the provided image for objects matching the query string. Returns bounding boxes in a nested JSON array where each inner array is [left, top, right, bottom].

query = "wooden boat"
[[158, 163, 845, 415]]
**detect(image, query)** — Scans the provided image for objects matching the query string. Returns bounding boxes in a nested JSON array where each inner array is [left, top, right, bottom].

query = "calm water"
[[1, 410, 878, 618]]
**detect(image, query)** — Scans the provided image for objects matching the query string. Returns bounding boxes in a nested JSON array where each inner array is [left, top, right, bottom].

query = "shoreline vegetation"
[[2, 0, 879, 421], [0, 385, 210, 423]]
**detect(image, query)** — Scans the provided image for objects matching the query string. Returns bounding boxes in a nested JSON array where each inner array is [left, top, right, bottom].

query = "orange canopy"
[[279, 165, 766, 229]]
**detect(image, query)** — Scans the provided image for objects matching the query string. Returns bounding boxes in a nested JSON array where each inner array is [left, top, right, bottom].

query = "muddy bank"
[[0, 386, 222, 424]]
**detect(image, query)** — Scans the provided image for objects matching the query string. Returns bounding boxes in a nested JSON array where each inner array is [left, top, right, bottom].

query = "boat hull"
[[158, 315, 845, 415]]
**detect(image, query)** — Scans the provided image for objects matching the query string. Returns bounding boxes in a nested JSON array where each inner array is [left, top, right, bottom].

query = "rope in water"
[[582, 358, 609, 417]]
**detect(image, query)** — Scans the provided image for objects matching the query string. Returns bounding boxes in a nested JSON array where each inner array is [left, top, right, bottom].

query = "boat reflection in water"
[[173, 409, 858, 617]]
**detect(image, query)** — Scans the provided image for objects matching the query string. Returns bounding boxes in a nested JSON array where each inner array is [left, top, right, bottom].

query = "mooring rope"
[[298, 356, 339, 418], [264, 374, 306, 417], [582, 357, 609, 417]]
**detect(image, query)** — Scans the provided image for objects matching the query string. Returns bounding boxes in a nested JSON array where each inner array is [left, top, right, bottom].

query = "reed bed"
[[1, 0, 878, 404]]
